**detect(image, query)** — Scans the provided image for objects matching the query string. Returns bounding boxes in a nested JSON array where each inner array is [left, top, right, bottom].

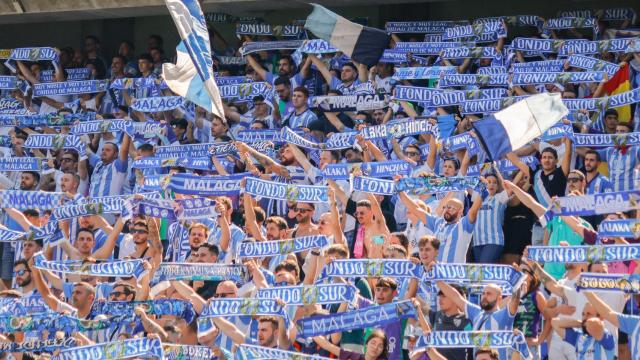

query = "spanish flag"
[[603, 63, 631, 123]]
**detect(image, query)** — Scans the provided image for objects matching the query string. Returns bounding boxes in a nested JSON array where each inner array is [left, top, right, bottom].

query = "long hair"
[[365, 329, 389, 359]]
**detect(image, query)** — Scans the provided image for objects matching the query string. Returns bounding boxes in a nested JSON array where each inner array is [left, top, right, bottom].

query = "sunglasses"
[[295, 208, 312, 213], [15, 269, 30, 276], [287, 205, 297, 210], [131, 229, 149, 234], [567, 177, 583, 183], [404, 152, 420, 157], [111, 291, 128, 298]]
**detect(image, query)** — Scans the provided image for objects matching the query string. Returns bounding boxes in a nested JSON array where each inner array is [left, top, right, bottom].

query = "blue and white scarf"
[[16, 112, 96, 128], [216, 57, 248, 67], [351, 176, 396, 195], [110, 77, 168, 90], [40, 68, 91, 82], [33, 80, 109, 97], [91, 299, 196, 323], [131, 96, 183, 112], [597, 219, 640, 239], [52, 202, 107, 220], [167, 173, 245, 196], [423, 263, 524, 288], [460, 96, 528, 114], [393, 66, 457, 79], [441, 47, 500, 59], [548, 190, 640, 217], [567, 55, 619, 77], [237, 344, 331, 360], [573, 132, 640, 148], [416, 331, 531, 359], [543, 17, 597, 31], [244, 177, 328, 203], [0, 157, 41, 172], [256, 284, 357, 306], [558, 8, 636, 21], [299, 39, 338, 53], [510, 37, 580, 53], [0, 295, 51, 315], [236, 23, 304, 38], [318, 259, 423, 280], [511, 71, 605, 85], [396, 176, 481, 195], [24, 133, 84, 153], [132, 157, 210, 171], [380, 49, 409, 63], [463, 88, 508, 99], [70, 119, 133, 135], [394, 41, 468, 56], [153, 263, 248, 282], [215, 75, 252, 85], [280, 127, 356, 151], [52, 337, 164, 360], [155, 143, 214, 158], [0, 190, 67, 210], [9, 47, 58, 61], [477, 66, 507, 75], [33, 252, 146, 278], [0, 312, 132, 333], [239, 40, 305, 56], [527, 244, 640, 263], [361, 117, 440, 140], [440, 73, 508, 87], [204, 12, 262, 24], [238, 235, 328, 258], [200, 298, 288, 326], [511, 59, 565, 73], [559, 39, 636, 55], [385, 21, 465, 34], [322, 160, 412, 180], [311, 93, 387, 111], [541, 124, 573, 142], [296, 300, 416, 338], [576, 273, 640, 293], [162, 344, 217, 360], [443, 21, 507, 41], [0, 228, 30, 243], [220, 82, 272, 101], [0, 338, 77, 353]]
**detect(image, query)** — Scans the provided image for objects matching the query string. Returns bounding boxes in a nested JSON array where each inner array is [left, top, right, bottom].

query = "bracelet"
[[311, 250, 321, 256]]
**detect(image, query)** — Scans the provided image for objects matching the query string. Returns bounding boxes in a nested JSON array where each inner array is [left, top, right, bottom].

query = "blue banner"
[[167, 172, 245, 196], [576, 273, 640, 293], [318, 259, 423, 280], [439, 74, 508, 87], [393, 66, 457, 79], [396, 176, 481, 195], [322, 160, 412, 180], [548, 190, 640, 217], [256, 284, 357, 305], [0, 190, 66, 210], [351, 176, 396, 195], [597, 219, 640, 239], [52, 337, 164, 360]]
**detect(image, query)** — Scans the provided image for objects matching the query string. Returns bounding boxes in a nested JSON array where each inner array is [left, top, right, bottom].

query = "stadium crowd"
[[0, 2, 639, 360]]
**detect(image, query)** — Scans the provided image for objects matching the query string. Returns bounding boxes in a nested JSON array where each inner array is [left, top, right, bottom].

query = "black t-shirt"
[[428, 310, 472, 360], [528, 165, 566, 204]]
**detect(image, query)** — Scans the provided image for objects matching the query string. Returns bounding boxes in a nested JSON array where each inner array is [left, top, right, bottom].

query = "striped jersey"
[[618, 313, 640, 360], [211, 223, 246, 264], [564, 328, 615, 360], [165, 222, 190, 262], [88, 156, 128, 197], [282, 108, 318, 129], [585, 173, 613, 195], [330, 76, 362, 95], [598, 147, 640, 192], [465, 303, 515, 360], [262, 166, 311, 217], [472, 191, 509, 246], [424, 213, 474, 263]]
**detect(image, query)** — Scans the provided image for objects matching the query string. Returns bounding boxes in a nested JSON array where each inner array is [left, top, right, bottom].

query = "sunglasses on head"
[[567, 177, 582, 183]]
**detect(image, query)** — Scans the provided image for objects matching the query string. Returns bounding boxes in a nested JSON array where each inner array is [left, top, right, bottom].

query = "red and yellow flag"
[[603, 63, 631, 123]]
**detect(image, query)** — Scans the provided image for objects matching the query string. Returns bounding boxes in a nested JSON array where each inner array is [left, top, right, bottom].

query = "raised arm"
[[367, 193, 389, 233], [171, 280, 206, 313], [30, 258, 66, 312], [92, 216, 124, 260], [327, 187, 346, 245], [119, 133, 131, 164], [561, 136, 572, 176], [312, 336, 340, 356], [308, 54, 333, 86], [244, 54, 268, 81], [243, 191, 266, 242], [503, 180, 546, 218], [211, 317, 246, 345], [466, 190, 484, 224], [583, 292, 620, 328], [215, 201, 232, 253], [287, 143, 313, 173], [436, 280, 467, 310], [2, 208, 32, 231], [397, 190, 428, 224]]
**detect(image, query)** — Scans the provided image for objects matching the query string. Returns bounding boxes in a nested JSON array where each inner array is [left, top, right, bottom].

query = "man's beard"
[[18, 276, 31, 287], [480, 299, 496, 311], [280, 157, 294, 166], [443, 213, 456, 223], [582, 324, 589, 336]]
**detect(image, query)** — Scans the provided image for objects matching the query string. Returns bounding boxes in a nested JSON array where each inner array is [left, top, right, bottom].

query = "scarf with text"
[[318, 259, 423, 281], [351, 176, 397, 195], [528, 244, 640, 263], [90, 299, 196, 323], [237, 344, 331, 360], [33, 80, 109, 97], [238, 235, 329, 258], [167, 172, 246, 196], [548, 190, 640, 217], [396, 175, 481, 195], [244, 177, 329, 203], [52, 337, 163, 360], [33, 252, 146, 278], [322, 160, 412, 180], [576, 273, 640, 293], [256, 284, 358, 306], [153, 263, 247, 282], [597, 219, 640, 239]]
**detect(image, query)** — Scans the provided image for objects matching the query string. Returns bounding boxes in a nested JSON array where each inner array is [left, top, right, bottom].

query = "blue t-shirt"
[[618, 313, 640, 360], [564, 327, 615, 360]]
